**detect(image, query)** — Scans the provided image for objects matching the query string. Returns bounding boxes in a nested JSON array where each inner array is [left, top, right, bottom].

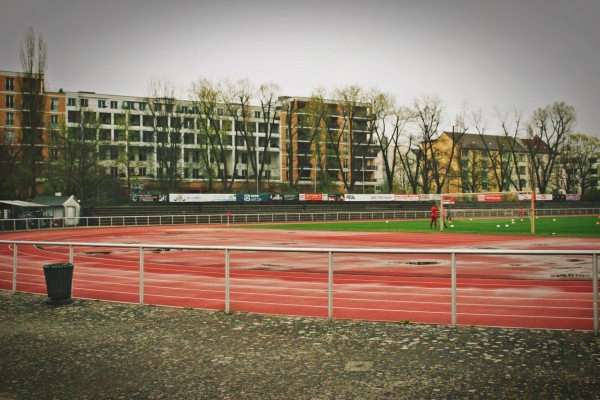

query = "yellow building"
[[426, 131, 533, 194]]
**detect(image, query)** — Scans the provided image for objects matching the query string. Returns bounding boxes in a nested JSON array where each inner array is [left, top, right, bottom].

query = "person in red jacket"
[[430, 203, 439, 229]]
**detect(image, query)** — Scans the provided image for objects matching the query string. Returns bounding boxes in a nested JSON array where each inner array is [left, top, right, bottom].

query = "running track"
[[1, 225, 598, 331]]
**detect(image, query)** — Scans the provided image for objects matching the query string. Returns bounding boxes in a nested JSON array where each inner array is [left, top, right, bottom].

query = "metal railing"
[[1, 239, 598, 335], [1, 207, 599, 231]]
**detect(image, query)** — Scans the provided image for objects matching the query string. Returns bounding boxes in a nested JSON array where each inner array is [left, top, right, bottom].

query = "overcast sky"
[[2, 0, 598, 135]]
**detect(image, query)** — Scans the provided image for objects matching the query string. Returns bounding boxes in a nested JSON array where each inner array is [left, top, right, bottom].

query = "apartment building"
[[427, 131, 540, 194], [2, 67, 386, 200], [279, 96, 381, 193], [0, 70, 65, 198], [63, 90, 284, 194]]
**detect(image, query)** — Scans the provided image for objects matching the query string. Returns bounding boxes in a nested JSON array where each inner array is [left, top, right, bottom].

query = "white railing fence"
[[1, 239, 598, 335], [1, 207, 599, 231]]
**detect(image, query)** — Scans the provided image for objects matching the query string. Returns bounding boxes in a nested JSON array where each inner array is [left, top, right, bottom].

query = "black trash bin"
[[43, 263, 74, 305]]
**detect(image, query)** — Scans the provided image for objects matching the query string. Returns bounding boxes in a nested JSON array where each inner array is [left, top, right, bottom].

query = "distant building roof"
[[521, 136, 552, 154], [0, 200, 48, 207], [444, 131, 527, 152]]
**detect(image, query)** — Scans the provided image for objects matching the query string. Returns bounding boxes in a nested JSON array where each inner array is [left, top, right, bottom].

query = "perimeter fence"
[[1, 207, 598, 231], [0, 239, 598, 335]]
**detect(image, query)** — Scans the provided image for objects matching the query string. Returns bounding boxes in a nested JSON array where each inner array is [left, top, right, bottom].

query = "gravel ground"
[[1, 291, 599, 400]]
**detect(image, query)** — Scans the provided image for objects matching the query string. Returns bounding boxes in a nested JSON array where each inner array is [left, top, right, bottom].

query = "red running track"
[[0, 225, 598, 331]]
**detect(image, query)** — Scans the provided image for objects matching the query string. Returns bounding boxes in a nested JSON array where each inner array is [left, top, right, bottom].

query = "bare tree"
[[114, 109, 138, 197], [301, 91, 331, 192], [495, 106, 527, 191], [0, 128, 23, 198], [525, 102, 576, 194], [190, 78, 236, 191], [366, 89, 398, 193], [146, 79, 183, 193], [19, 27, 47, 198], [45, 107, 106, 201], [221, 79, 255, 190], [331, 85, 373, 192], [256, 82, 281, 190], [278, 96, 302, 191], [414, 95, 451, 194], [396, 128, 422, 194], [470, 108, 518, 192], [560, 133, 599, 195]]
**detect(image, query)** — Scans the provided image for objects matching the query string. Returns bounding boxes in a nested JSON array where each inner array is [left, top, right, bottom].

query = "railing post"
[[328, 251, 334, 321], [139, 247, 144, 305], [594, 253, 598, 336], [12, 243, 17, 293], [69, 245, 74, 264], [225, 248, 231, 314], [451, 252, 457, 328]]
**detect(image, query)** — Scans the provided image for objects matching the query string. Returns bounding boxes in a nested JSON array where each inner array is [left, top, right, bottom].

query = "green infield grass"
[[244, 215, 600, 238]]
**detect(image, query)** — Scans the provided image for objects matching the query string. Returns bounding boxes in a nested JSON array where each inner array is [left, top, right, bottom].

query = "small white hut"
[[33, 195, 81, 227]]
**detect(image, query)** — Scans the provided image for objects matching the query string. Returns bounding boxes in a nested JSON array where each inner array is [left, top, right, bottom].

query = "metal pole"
[[440, 195, 445, 232], [451, 252, 457, 328], [139, 247, 144, 305], [531, 191, 536, 235], [12, 243, 17, 293], [328, 251, 333, 321], [593, 253, 598, 336], [69, 245, 74, 264], [225, 249, 230, 314]]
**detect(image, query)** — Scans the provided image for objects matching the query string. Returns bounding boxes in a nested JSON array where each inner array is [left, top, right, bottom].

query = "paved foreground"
[[1, 291, 599, 400]]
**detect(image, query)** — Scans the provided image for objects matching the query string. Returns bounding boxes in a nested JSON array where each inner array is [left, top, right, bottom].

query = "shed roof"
[[33, 195, 77, 207], [0, 200, 48, 207]]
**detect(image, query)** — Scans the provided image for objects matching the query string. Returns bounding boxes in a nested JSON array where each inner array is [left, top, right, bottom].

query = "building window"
[[4, 130, 14, 144], [98, 100, 106, 108], [100, 113, 111, 124], [6, 113, 14, 126], [6, 95, 14, 109], [101, 129, 111, 141], [5, 77, 14, 91], [139, 149, 147, 161], [129, 130, 140, 142], [138, 102, 146, 111], [254, 111, 261, 119], [110, 148, 118, 160], [80, 98, 88, 107], [192, 169, 201, 179], [50, 98, 59, 111], [110, 101, 118, 109], [143, 131, 154, 142], [143, 115, 153, 127], [130, 114, 141, 126], [122, 101, 136, 110], [67, 98, 76, 106], [50, 115, 59, 127], [110, 167, 119, 177], [259, 153, 272, 164]]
